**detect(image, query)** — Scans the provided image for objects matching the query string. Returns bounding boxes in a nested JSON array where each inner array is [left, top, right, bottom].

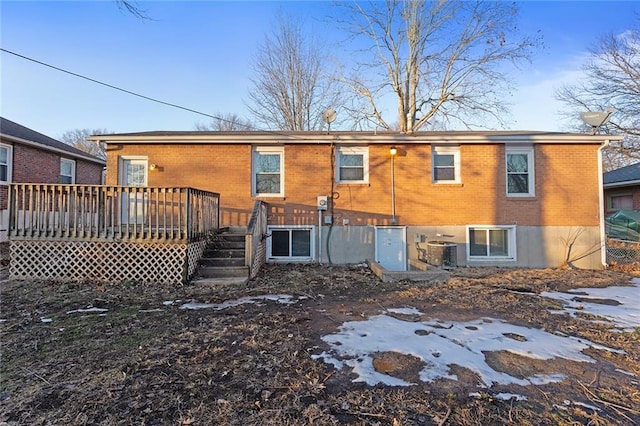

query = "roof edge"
[[88, 131, 622, 145], [1, 133, 106, 165], [604, 179, 640, 188]]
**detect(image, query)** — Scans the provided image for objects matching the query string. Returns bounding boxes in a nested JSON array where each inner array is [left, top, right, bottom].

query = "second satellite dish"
[[322, 108, 337, 124]]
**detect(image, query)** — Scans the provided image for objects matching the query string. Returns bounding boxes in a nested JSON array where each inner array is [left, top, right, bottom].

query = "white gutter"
[[89, 133, 623, 145], [1, 133, 105, 165], [603, 179, 640, 189], [597, 139, 611, 268]]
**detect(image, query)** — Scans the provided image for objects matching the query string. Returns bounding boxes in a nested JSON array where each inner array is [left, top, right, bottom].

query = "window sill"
[[336, 182, 370, 186], [468, 257, 516, 262], [506, 195, 537, 201], [252, 195, 285, 201], [431, 182, 463, 187]]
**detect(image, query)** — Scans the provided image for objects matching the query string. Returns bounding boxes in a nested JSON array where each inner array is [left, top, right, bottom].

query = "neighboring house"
[[603, 162, 640, 216], [0, 117, 106, 241], [91, 130, 620, 270]]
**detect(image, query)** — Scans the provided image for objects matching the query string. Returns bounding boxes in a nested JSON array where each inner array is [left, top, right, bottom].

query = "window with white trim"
[[337, 146, 368, 183], [506, 147, 534, 196], [0, 144, 12, 184], [467, 225, 516, 260], [432, 146, 460, 183], [252, 146, 284, 196], [267, 226, 314, 261], [608, 193, 633, 210], [60, 158, 76, 184]]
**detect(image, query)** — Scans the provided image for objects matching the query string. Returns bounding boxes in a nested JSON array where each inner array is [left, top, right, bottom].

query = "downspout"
[[326, 142, 336, 265], [597, 139, 611, 268]]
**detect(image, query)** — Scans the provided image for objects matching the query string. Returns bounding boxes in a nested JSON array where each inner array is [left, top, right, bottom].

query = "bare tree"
[[556, 26, 640, 170], [247, 15, 344, 131], [194, 113, 253, 131], [338, 0, 538, 132], [60, 129, 109, 160], [116, 1, 149, 19]]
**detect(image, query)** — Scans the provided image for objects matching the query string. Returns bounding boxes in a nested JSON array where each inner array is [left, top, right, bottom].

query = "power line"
[[1, 47, 337, 139], [0, 47, 266, 131]]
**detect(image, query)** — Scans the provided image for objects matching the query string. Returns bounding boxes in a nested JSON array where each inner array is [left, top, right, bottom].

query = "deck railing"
[[9, 184, 220, 242]]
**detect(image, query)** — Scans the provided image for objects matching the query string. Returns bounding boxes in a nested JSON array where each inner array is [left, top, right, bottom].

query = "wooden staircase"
[[198, 229, 249, 280]]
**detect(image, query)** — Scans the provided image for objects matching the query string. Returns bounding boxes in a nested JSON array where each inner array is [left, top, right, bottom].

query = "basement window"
[[267, 226, 314, 261], [467, 225, 516, 261]]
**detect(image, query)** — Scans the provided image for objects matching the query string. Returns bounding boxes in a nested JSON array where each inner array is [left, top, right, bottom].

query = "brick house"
[[603, 162, 640, 216], [92, 130, 619, 270], [0, 117, 106, 241]]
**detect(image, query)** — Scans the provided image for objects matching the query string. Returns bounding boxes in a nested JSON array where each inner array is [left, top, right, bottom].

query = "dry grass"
[[1, 264, 638, 425]]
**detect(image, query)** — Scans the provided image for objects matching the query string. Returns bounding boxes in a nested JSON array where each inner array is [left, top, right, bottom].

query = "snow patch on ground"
[[387, 307, 423, 315], [179, 294, 306, 311], [541, 278, 640, 332], [495, 393, 528, 401], [314, 282, 639, 388], [66, 307, 109, 314]]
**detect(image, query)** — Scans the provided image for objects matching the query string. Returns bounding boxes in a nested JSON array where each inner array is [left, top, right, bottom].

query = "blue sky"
[[1, 1, 638, 138]]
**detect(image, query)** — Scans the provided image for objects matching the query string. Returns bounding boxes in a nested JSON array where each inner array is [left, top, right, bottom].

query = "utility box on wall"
[[317, 196, 328, 210]]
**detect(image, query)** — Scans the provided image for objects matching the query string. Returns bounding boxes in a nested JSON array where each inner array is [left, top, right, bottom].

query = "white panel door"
[[119, 158, 148, 224], [375, 226, 407, 271]]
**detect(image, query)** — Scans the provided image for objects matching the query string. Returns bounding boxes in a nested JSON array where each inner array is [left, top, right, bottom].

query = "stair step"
[[199, 265, 249, 278], [200, 257, 245, 267], [215, 233, 246, 242], [203, 248, 245, 258], [208, 241, 245, 250]]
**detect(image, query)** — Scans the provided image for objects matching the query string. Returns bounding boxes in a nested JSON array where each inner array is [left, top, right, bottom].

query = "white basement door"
[[375, 226, 407, 271]]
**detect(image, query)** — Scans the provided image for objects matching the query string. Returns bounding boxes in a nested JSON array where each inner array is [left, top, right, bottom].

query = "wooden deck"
[[8, 184, 221, 284]]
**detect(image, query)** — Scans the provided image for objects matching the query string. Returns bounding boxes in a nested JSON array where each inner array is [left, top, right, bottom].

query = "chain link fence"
[[606, 238, 640, 267]]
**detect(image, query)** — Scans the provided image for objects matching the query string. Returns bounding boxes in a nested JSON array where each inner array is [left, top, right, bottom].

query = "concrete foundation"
[[311, 225, 603, 270]]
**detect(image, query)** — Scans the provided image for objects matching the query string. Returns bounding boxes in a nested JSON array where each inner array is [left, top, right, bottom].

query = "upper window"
[[609, 193, 633, 210], [432, 146, 460, 183], [0, 144, 12, 184], [337, 146, 368, 183], [506, 147, 535, 196], [467, 225, 516, 261], [252, 146, 284, 197], [60, 158, 76, 184]]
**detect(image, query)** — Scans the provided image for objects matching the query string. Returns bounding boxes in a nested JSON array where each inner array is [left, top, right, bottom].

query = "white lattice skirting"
[[10, 239, 207, 285]]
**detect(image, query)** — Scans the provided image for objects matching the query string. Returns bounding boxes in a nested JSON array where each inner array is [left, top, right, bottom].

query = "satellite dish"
[[322, 108, 337, 124], [580, 108, 613, 134]]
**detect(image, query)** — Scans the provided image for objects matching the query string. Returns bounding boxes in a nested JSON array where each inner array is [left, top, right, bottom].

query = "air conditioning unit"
[[317, 195, 328, 210]]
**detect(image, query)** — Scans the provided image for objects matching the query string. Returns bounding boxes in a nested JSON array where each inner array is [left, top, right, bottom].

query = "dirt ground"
[[1, 263, 639, 425]]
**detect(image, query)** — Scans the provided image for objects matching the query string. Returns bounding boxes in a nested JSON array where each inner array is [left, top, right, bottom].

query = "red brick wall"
[[0, 141, 104, 209], [11, 144, 103, 184], [106, 142, 602, 228]]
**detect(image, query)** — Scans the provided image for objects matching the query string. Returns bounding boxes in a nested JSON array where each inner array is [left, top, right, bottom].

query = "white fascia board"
[[603, 180, 640, 189], [1, 133, 106, 165], [88, 132, 623, 145]]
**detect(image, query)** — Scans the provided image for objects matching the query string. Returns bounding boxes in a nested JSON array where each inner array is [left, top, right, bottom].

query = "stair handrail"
[[246, 200, 268, 278]]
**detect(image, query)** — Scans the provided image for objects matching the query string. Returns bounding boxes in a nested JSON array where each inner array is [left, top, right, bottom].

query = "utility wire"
[[0, 47, 232, 122], [2, 47, 324, 137], [1, 47, 339, 139]]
